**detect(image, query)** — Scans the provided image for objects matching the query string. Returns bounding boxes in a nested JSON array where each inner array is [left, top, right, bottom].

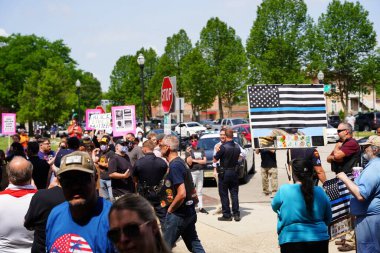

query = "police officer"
[[213, 128, 241, 222], [289, 147, 327, 185], [132, 140, 168, 226]]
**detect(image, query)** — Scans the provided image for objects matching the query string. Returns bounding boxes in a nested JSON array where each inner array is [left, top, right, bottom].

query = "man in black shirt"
[[133, 140, 168, 225], [92, 135, 115, 201], [255, 148, 277, 197], [27, 141, 50, 189], [108, 139, 133, 199], [213, 129, 241, 222], [24, 185, 65, 253]]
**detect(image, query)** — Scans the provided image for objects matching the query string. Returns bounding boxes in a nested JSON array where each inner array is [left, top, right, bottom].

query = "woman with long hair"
[[108, 194, 171, 253], [272, 158, 332, 253]]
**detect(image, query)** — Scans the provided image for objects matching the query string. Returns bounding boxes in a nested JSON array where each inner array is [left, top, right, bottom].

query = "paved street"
[[174, 143, 344, 253]]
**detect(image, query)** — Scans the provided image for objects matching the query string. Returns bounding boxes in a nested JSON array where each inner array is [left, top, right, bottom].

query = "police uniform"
[[214, 140, 241, 220], [132, 152, 168, 225], [290, 148, 322, 185]]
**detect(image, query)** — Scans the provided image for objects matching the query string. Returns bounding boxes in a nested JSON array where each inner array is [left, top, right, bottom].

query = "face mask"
[[83, 134, 89, 138], [191, 140, 198, 148], [100, 145, 107, 151], [121, 146, 128, 153], [137, 134, 143, 139]]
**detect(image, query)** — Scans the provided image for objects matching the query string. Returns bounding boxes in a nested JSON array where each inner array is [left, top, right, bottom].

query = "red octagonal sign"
[[161, 77, 173, 113]]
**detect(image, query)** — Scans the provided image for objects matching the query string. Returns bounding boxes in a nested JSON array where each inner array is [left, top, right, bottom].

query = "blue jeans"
[[355, 214, 380, 252], [218, 170, 239, 217], [163, 212, 205, 253], [99, 179, 113, 201]]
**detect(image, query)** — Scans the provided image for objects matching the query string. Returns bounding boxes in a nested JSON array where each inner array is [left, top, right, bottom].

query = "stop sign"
[[161, 77, 173, 113]]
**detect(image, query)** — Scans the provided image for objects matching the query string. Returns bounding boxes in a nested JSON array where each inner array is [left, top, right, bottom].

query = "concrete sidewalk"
[[173, 201, 343, 253]]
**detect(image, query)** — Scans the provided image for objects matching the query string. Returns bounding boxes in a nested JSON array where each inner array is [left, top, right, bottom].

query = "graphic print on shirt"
[[50, 233, 93, 252]]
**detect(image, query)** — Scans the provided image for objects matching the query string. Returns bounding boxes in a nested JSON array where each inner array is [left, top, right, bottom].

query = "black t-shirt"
[[97, 149, 115, 180], [133, 153, 167, 186], [24, 186, 65, 253], [259, 150, 277, 169], [185, 148, 206, 170], [214, 141, 240, 168], [290, 148, 322, 166], [108, 153, 134, 197], [29, 156, 50, 189]]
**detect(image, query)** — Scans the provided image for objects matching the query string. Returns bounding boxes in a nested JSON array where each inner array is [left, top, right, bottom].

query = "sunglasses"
[[107, 221, 150, 243], [337, 129, 347, 133]]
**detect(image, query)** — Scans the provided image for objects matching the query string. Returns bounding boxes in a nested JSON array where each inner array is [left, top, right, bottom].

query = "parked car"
[[355, 112, 380, 131], [150, 118, 177, 130], [231, 124, 252, 142], [199, 120, 215, 130], [328, 115, 341, 128], [146, 128, 186, 150], [175, 122, 206, 138], [326, 124, 339, 143], [212, 118, 249, 131], [198, 132, 254, 184]]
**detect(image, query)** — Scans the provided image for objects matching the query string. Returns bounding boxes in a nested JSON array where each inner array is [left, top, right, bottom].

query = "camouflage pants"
[[261, 167, 278, 194]]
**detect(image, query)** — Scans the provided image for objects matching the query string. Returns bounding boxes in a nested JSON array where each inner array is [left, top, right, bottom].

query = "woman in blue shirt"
[[272, 158, 332, 253]]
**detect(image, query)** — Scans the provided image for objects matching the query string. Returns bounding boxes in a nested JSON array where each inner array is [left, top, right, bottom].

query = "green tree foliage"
[[163, 29, 193, 96], [181, 47, 215, 120], [0, 34, 100, 130], [198, 17, 247, 118], [313, 0, 376, 113], [0, 34, 75, 112], [109, 48, 158, 119], [246, 0, 310, 84]]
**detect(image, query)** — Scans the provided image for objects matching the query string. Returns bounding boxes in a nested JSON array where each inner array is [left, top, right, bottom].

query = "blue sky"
[[1, 0, 379, 92]]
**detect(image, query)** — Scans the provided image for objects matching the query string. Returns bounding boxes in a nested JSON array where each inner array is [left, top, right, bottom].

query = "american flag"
[[323, 174, 354, 222], [50, 233, 93, 252], [247, 85, 327, 129]]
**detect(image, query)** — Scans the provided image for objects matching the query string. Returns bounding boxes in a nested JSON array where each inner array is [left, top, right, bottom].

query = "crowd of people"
[[0, 119, 379, 252]]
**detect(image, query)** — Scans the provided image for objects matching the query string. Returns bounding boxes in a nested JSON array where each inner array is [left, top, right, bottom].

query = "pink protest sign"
[[1, 113, 17, 135], [112, 105, 136, 137], [85, 109, 103, 130]]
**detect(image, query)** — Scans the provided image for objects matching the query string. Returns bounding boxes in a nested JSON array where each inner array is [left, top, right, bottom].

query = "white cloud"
[[0, 28, 9, 37], [85, 52, 97, 59]]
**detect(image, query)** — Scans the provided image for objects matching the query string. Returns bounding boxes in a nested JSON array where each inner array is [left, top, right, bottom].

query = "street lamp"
[[137, 53, 146, 133], [75, 79, 81, 124], [317, 70, 324, 84]]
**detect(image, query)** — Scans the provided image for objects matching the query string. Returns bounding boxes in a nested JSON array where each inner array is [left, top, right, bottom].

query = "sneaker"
[[199, 208, 209, 214], [335, 239, 346, 245], [338, 244, 355, 252], [218, 216, 232, 221], [234, 215, 241, 222]]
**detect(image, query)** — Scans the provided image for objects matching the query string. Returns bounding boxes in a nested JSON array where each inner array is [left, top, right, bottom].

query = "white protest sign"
[[89, 113, 112, 130]]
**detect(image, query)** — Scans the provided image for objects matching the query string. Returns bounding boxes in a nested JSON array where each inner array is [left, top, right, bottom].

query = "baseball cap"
[[99, 135, 111, 144], [57, 151, 96, 176], [115, 139, 127, 146], [360, 135, 380, 147]]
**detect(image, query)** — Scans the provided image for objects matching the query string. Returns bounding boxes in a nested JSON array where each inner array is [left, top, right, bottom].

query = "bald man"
[[0, 157, 37, 252]]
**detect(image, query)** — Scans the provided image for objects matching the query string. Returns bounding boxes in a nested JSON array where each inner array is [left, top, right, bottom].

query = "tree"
[[181, 47, 215, 120], [163, 29, 193, 96], [0, 34, 75, 113], [246, 0, 310, 84], [198, 17, 247, 118], [109, 48, 158, 119], [18, 59, 78, 127], [314, 0, 376, 114]]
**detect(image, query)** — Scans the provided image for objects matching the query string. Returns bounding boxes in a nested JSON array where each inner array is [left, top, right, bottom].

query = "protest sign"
[[112, 105, 136, 137], [85, 109, 103, 130], [89, 113, 112, 130], [1, 113, 16, 135]]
